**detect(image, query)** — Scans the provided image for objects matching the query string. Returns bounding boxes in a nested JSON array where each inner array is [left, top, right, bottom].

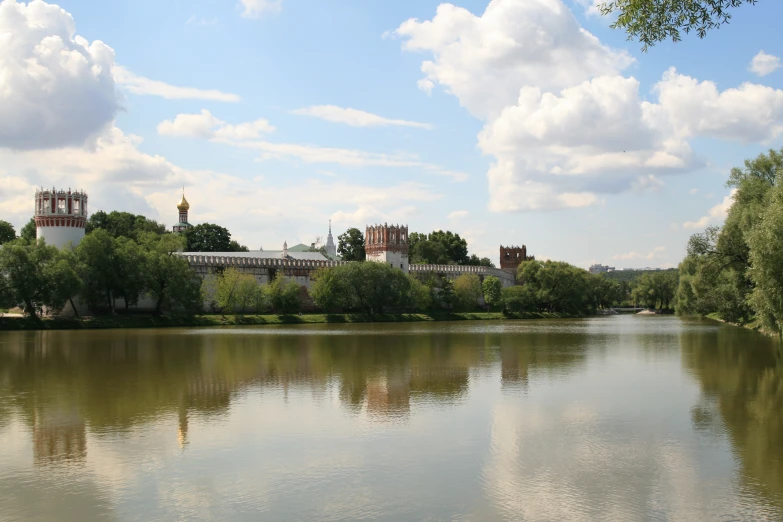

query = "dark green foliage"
[[86, 210, 167, 240], [632, 271, 678, 310], [266, 275, 302, 314], [482, 275, 503, 309], [453, 273, 482, 311], [337, 228, 366, 261], [0, 220, 15, 245], [19, 218, 36, 242], [141, 233, 202, 316], [310, 262, 420, 315], [184, 223, 234, 252], [599, 0, 757, 51], [466, 254, 495, 268], [676, 148, 783, 329], [0, 239, 77, 316]]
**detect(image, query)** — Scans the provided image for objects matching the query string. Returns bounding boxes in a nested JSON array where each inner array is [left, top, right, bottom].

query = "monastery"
[[32, 188, 524, 312]]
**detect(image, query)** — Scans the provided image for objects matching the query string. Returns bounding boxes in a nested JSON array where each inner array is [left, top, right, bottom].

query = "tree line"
[[676, 147, 783, 337]]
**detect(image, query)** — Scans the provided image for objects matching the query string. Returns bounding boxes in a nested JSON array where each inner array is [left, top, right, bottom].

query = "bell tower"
[[173, 189, 193, 233]]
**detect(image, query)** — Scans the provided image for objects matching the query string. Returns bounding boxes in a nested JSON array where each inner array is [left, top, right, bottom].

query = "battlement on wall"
[[179, 254, 350, 269]]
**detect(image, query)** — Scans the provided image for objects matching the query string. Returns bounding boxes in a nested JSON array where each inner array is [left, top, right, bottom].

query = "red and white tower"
[[34, 187, 88, 249], [365, 223, 409, 271]]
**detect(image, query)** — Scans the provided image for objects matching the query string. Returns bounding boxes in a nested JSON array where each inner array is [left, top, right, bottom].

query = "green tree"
[[453, 273, 482, 311], [19, 218, 36, 242], [266, 275, 302, 314], [184, 223, 233, 252], [0, 220, 15, 245], [310, 267, 345, 312], [142, 233, 202, 316], [747, 182, 783, 338], [337, 228, 366, 261], [0, 239, 67, 316], [502, 285, 536, 314], [410, 237, 449, 264], [428, 230, 469, 264], [438, 277, 455, 311], [599, 0, 757, 51], [403, 274, 432, 311], [113, 236, 147, 311], [466, 254, 495, 268], [86, 210, 167, 240], [75, 229, 118, 312], [482, 275, 503, 309], [517, 260, 593, 315]]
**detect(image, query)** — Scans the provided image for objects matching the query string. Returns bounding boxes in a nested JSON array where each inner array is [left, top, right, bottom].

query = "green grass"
[[0, 311, 575, 331]]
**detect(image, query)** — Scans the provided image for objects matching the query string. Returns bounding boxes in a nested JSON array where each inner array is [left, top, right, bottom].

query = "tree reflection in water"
[[680, 321, 783, 512]]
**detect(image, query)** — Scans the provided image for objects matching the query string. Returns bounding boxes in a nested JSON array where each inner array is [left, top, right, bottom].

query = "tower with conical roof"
[[325, 219, 336, 258], [173, 189, 193, 233]]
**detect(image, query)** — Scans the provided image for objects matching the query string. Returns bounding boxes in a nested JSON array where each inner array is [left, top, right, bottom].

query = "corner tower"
[[34, 187, 87, 249], [365, 223, 409, 272], [500, 245, 531, 274], [173, 190, 193, 233]]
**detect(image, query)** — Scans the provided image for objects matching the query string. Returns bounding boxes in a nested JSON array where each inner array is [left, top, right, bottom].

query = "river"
[[0, 316, 781, 521]]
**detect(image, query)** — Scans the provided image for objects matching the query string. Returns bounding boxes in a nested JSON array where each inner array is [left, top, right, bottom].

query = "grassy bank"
[[0, 311, 574, 331]]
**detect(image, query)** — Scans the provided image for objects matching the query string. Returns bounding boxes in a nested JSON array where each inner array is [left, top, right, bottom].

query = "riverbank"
[[0, 311, 576, 331]]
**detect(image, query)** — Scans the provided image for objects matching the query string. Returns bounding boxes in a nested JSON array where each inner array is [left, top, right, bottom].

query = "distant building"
[[325, 220, 337, 258], [589, 264, 616, 274], [34, 187, 88, 249]]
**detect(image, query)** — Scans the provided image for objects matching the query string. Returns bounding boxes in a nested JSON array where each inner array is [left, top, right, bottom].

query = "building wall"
[[366, 250, 409, 272], [37, 226, 85, 249]]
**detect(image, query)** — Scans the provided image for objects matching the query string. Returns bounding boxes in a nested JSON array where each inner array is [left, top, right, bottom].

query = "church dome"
[[177, 193, 190, 211]]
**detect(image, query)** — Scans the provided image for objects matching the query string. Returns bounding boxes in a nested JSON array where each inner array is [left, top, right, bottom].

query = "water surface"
[[0, 316, 781, 521]]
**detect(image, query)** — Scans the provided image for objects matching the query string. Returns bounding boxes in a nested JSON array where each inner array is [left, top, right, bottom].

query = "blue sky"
[[1, 0, 782, 268]]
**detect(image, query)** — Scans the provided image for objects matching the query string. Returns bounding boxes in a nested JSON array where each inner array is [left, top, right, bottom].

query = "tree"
[[310, 267, 345, 312], [482, 275, 503, 309], [142, 233, 202, 316], [0, 239, 66, 317], [747, 182, 783, 338], [453, 273, 482, 311], [0, 220, 15, 245], [86, 210, 167, 240], [266, 275, 302, 314], [429, 230, 469, 265], [598, 0, 757, 51], [216, 268, 261, 315], [410, 237, 449, 264], [502, 285, 536, 314], [19, 218, 36, 242], [404, 274, 432, 311], [184, 223, 233, 252], [466, 254, 495, 268], [113, 236, 147, 311], [438, 278, 455, 311], [338, 228, 366, 261], [516, 260, 593, 315], [75, 229, 118, 312]]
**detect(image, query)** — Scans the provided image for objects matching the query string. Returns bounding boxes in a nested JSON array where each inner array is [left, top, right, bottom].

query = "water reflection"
[[0, 318, 780, 520], [680, 321, 783, 514]]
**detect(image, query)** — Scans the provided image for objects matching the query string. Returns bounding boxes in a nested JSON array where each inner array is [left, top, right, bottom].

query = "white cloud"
[[157, 110, 274, 139], [448, 210, 469, 220], [749, 50, 781, 77], [655, 68, 783, 143], [238, 0, 281, 19], [394, 0, 633, 119], [612, 246, 666, 261], [683, 190, 737, 230], [0, 0, 118, 150], [689, 188, 699, 195], [292, 105, 432, 129], [186, 15, 218, 27], [159, 111, 467, 181], [113, 66, 240, 102], [395, 0, 783, 213]]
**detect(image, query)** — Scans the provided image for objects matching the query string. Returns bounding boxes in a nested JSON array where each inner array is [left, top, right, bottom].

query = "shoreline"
[[0, 311, 580, 331]]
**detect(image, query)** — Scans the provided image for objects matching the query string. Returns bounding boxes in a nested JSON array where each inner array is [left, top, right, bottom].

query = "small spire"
[[329, 219, 332, 234]]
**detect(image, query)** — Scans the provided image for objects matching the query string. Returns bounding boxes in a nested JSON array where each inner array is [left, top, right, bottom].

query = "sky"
[[1, 0, 782, 269]]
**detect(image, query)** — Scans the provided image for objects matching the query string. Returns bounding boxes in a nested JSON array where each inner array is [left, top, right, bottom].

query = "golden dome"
[[177, 193, 190, 211]]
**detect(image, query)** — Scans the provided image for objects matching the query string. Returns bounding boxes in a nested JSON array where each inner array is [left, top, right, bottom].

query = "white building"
[[35, 187, 88, 249]]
